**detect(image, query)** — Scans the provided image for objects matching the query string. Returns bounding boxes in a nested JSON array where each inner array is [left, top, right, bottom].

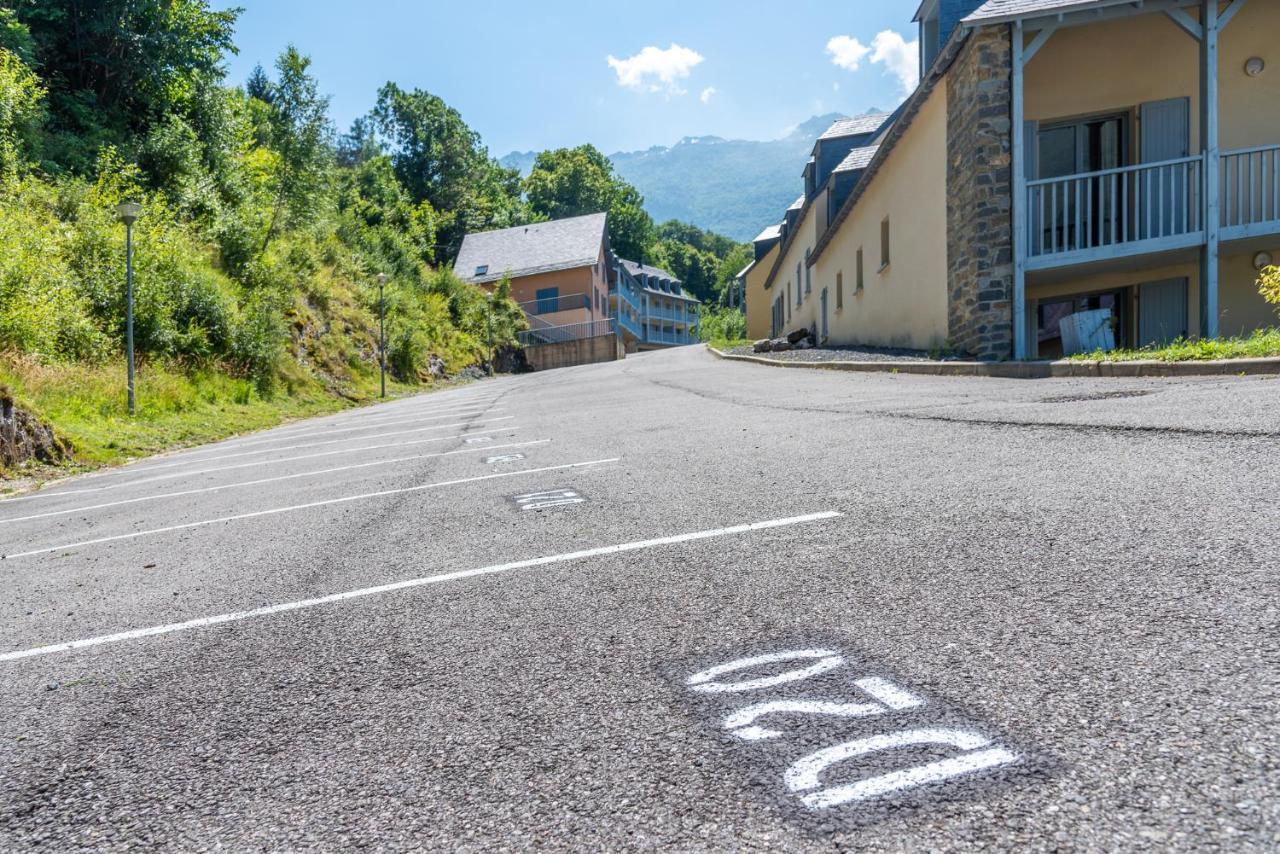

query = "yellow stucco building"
[[746, 0, 1279, 359]]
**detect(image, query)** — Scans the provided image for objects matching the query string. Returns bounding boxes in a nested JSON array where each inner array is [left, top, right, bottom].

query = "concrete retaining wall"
[[525, 334, 623, 372]]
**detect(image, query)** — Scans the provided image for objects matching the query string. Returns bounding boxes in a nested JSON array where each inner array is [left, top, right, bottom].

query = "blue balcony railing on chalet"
[[1025, 143, 1280, 269], [1221, 144, 1280, 240], [1026, 155, 1204, 269], [518, 318, 616, 346]]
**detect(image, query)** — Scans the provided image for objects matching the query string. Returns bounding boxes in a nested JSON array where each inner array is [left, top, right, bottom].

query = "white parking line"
[[0, 511, 843, 662], [63, 416, 519, 476], [0, 428, 524, 505], [0, 441, 552, 525], [186, 406, 505, 452], [1, 458, 620, 560]]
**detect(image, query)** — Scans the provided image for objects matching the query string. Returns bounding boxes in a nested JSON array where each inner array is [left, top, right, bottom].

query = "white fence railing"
[[1027, 155, 1203, 259], [1221, 144, 1280, 230]]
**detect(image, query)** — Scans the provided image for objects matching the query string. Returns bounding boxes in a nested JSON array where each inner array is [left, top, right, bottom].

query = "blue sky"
[[223, 1, 922, 156]]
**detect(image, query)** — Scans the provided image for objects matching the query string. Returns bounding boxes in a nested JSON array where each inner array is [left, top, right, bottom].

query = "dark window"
[[880, 219, 891, 270], [475, 265, 489, 276], [837, 271, 844, 309], [535, 287, 559, 314], [856, 248, 865, 291]]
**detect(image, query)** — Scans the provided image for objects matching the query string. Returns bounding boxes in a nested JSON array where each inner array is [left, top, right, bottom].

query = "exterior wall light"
[[1244, 57, 1265, 77], [1253, 251, 1274, 271]]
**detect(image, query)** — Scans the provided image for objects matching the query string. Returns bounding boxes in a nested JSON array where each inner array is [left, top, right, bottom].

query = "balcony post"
[[1200, 0, 1221, 339], [1012, 20, 1029, 360]]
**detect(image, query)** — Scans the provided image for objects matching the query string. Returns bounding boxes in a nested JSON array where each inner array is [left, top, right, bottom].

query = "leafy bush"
[[1261, 265, 1280, 311], [698, 307, 747, 344]]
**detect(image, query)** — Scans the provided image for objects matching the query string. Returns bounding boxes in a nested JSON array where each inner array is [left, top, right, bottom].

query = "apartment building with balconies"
[[747, 0, 1279, 359]]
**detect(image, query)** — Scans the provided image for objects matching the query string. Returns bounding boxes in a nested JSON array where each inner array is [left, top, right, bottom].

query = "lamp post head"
[[116, 201, 143, 227], [376, 273, 388, 287]]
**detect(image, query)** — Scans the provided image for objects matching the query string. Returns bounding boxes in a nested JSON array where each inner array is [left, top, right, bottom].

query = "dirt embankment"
[[1, 388, 70, 471]]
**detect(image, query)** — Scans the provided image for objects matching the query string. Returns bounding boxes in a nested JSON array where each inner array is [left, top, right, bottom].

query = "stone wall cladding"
[[946, 25, 1015, 360]]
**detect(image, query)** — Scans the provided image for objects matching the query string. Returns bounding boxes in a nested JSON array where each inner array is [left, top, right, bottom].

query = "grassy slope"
[[0, 355, 464, 492], [1069, 328, 1280, 362]]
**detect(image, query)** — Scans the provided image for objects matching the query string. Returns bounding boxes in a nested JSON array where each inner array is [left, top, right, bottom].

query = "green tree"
[[0, 47, 43, 177], [651, 238, 720, 303], [8, 0, 240, 173], [524, 144, 653, 260], [369, 83, 522, 258], [260, 46, 333, 252]]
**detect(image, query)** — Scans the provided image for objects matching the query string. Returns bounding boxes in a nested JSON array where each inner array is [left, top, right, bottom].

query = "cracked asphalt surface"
[[1, 346, 1277, 850]]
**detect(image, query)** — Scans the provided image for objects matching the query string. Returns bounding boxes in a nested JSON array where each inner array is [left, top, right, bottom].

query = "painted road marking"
[[678, 644, 1027, 820], [0, 442, 552, 525], [110, 416, 517, 470], [513, 489, 585, 510], [464, 437, 493, 445], [186, 405, 505, 452], [0, 429, 523, 505], [687, 649, 846, 693], [784, 730, 1019, 810], [0, 511, 843, 663], [1, 459, 620, 561], [484, 454, 526, 465], [723, 676, 925, 742]]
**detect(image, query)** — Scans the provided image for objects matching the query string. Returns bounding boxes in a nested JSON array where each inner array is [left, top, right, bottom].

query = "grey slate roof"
[[833, 145, 881, 174], [455, 212, 607, 284], [787, 194, 805, 212], [753, 223, 783, 243], [818, 113, 893, 141], [620, 258, 679, 283], [964, 0, 1110, 24]]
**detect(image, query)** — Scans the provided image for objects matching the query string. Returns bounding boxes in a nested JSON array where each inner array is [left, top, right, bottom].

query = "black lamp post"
[[376, 273, 388, 399], [117, 201, 143, 415]]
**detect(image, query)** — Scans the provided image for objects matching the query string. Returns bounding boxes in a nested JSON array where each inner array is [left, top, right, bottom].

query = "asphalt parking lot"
[[2, 346, 1277, 850]]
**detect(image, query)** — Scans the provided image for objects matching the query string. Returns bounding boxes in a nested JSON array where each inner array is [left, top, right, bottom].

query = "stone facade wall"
[[946, 25, 1015, 360]]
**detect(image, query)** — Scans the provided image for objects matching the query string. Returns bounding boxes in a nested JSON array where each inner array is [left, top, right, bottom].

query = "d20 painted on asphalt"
[[672, 643, 1041, 827], [511, 489, 586, 511]]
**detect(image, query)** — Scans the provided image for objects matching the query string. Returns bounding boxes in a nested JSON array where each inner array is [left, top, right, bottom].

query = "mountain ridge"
[[500, 113, 864, 242]]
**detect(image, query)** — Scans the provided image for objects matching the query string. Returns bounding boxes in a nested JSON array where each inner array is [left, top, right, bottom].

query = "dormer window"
[[475, 265, 489, 276]]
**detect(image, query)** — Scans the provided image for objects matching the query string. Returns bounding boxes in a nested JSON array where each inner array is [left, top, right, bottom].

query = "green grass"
[[1068, 328, 1280, 362], [0, 355, 446, 484], [706, 338, 752, 351]]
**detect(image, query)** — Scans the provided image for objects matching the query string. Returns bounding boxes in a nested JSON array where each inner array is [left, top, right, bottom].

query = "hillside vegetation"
[[0, 2, 528, 478]]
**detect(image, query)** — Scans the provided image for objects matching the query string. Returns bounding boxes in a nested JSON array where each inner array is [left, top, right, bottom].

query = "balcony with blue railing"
[[1025, 143, 1280, 271]]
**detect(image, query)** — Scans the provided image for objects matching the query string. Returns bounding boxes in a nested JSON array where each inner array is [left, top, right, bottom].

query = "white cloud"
[[826, 30, 920, 95], [607, 44, 705, 95], [700, 86, 717, 104], [826, 35, 871, 72]]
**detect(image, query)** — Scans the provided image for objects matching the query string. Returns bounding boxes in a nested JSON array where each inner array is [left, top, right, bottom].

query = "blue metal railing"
[[518, 318, 616, 346]]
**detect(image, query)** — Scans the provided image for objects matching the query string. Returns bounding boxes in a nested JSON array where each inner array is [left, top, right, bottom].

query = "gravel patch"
[[724, 344, 943, 363]]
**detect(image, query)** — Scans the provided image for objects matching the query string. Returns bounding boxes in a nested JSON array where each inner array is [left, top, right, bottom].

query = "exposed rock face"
[[1, 390, 70, 469]]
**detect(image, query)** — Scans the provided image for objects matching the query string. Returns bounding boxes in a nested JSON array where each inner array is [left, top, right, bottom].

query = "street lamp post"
[[486, 293, 495, 377], [376, 273, 388, 399], [117, 201, 143, 415]]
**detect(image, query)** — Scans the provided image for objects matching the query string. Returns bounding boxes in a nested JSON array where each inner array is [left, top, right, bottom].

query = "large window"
[[535, 287, 560, 314]]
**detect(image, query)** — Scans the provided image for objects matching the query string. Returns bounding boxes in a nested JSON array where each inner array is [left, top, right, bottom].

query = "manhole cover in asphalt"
[[511, 489, 586, 511], [669, 642, 1045, 829]]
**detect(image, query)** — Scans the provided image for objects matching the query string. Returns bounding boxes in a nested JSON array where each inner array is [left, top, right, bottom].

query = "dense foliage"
[[0, 1, 525, 406], [1261, 265, 1279, 311]]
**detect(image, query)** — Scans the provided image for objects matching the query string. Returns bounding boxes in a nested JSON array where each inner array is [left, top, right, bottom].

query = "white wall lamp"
[[1253, 251, 1274, 271], [1244, 57, 1265, 77]]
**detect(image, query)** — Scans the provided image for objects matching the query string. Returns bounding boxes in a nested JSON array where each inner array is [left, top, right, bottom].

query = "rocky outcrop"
[[1, 390, 70, 470]]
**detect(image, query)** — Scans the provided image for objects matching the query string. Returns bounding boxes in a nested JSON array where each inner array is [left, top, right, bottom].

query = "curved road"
[[1, 347, 1277, 849]]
